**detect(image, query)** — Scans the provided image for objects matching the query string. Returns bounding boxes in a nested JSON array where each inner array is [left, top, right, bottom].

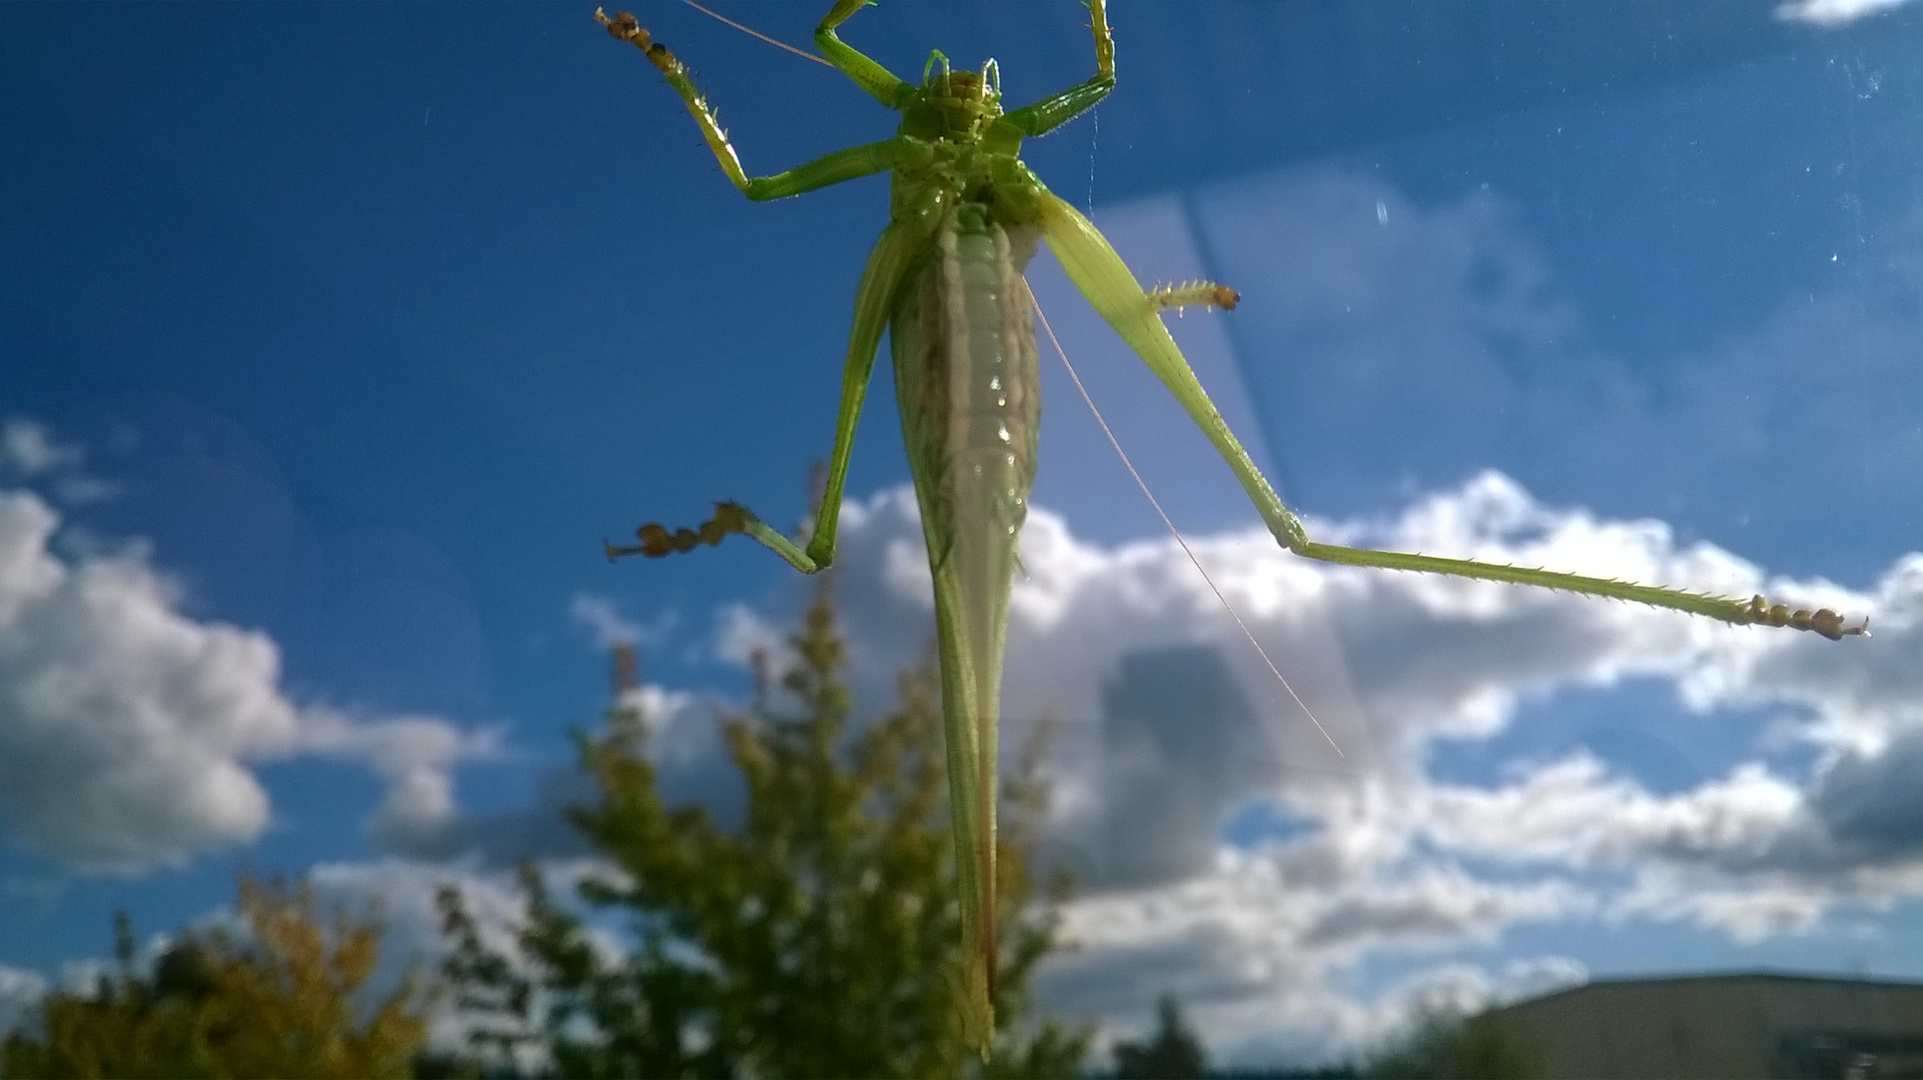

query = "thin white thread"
[[1087, 107, 1098, 215], [682, 0, 833, 66]]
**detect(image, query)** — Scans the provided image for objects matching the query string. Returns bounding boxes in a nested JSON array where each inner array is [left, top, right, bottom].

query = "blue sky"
[[4, 0, 1923, 1067]]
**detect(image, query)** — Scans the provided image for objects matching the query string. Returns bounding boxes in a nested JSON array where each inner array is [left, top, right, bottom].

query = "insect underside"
[[596, 0, 1868, 1059], [892, 209, 1043, 1046]]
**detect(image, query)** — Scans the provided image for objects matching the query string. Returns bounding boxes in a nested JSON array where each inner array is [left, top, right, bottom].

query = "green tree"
[[1113, 994, 1208, 1079], [434, 583, 1090, 1078], [1363, 1008, 1533, 1080], [1, 876, 430, 1080]]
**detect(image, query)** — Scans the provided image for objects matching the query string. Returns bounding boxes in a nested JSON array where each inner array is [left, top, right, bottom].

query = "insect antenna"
[[680, 0, 833, 67], [1031, 296, 1346, 759]]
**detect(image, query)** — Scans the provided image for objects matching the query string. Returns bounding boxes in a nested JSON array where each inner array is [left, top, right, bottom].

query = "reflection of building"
[[1484, 972, 1923, 1079], [1097, 645, 1263, 886]]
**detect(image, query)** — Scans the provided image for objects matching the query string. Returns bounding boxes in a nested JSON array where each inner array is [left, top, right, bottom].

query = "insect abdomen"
[[892, 206, 1042, 572], [889, 204, 1041, 1036], [943, 217, 1041, 555]]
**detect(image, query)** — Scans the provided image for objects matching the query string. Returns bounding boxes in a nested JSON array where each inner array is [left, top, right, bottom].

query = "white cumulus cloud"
[[0, 963, 49, 1040], [0, 418, 115, 505], [0, 486, 491, 872], [767, 474, 1919, 1063], [1776, 0, 1914, 24], [255, 474, 1917, 1065]]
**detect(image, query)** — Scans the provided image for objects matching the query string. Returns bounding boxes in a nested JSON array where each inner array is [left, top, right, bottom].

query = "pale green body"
[[599, 0, 1865, 1054], [891, 205, 1043, 1048]]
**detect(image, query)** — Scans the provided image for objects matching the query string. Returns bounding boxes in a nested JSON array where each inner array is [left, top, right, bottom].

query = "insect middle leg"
[[608, 223, 925, 574]]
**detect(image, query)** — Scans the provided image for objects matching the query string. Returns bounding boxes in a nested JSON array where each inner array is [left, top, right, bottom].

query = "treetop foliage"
[[433, 582, 1090, 1079], [1, 876, 431, 1080]]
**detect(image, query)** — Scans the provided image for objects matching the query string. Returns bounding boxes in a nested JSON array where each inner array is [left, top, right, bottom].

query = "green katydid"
[[597, 0, 1868, 1054]]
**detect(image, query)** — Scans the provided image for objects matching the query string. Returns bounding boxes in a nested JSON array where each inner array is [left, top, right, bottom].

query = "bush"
[[2, 876, 430, 1079]]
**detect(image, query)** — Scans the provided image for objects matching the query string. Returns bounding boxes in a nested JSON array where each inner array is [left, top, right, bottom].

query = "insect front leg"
[[608, 224, 927, 575], [995, 0, 1115, 138], [597, 9, 897, 201], [814, 0, 912, 109], [1034, 190, 1868, 639]]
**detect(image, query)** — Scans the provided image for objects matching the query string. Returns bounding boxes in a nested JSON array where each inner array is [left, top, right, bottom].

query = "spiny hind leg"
[[1140, 292, 1867, 639], [1034, 193, 1867, 642], [1038, 188, 1312, 553], [1292, 539, 1869, 639]]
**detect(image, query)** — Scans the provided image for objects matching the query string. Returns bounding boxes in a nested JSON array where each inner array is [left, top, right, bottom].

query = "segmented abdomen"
[[892, 206, 1041, 581], [889, 203, 1041, 1028], [945, 220, 1040, 555]]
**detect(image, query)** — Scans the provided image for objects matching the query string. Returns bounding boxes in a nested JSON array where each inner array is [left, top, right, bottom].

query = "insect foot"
[[1147, 279, 1239, 315], [605, 501, 752, 561], [1742, 594, 1871, 640], [595, 9, 681, 76], [596, 9, 648, 49]]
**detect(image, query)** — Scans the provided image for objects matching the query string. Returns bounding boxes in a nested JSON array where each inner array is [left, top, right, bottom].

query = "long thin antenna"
[[682, 0, 833, 67], [1032, 298, 1345, 759]]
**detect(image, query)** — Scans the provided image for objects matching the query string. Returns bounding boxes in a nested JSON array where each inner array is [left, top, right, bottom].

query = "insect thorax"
[[890, 58, 1046, 235]]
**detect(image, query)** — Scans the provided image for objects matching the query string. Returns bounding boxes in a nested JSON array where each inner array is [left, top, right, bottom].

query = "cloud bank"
[[788, 473, 1920, 1062], [298, 472, 1918, 1065], [0, 485, 492, 872], [1776, 0, 1914, 25]]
